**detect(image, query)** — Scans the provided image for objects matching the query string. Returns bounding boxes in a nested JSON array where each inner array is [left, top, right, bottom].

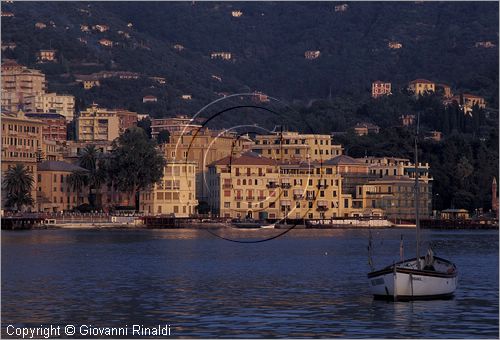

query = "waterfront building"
[[161, 128, 251, 203], [25, 113, 67, 142], [140, 161, 198, 216], [408, 79, 435, 96], [361, 156, 432, 182], [75, 104, 120, 142], [1, 110, 45, 208], [151, 115, 204, 139], [24, 93, 75, 121], [440, 209, 470, 220], [207, 152, 281, 219], [252, 130, 343, 162], [36, 161, 88, 212], [356, 176, 432, 220], [371, 81, 391, 98], [208, 152, 351, 219]]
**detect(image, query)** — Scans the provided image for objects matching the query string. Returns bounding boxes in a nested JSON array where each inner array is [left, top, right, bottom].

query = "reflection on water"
[[1, 229, 498, 338]]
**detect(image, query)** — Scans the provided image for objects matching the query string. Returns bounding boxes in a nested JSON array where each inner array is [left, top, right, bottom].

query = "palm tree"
[[67, 170, 89, 206], [2, 164, 34, 212], [79, 145, 99, 172], [77, 145, 105, 208]]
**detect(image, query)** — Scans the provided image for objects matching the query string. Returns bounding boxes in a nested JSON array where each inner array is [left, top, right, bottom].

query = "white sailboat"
[[367, 117, 458, 301]]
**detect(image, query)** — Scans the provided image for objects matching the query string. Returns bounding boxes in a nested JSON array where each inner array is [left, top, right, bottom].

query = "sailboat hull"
[[368, 257, 458, 300]]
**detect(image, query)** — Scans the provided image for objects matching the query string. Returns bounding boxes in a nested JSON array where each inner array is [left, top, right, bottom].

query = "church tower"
[[492, 177, 498, 217]]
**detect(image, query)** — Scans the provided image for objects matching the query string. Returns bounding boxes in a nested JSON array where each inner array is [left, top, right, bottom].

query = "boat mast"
[[414, 113, 421, 269]]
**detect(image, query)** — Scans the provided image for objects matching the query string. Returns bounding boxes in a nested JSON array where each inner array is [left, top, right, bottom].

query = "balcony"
[[246, 196, 255, 201], [222, 184, 232, 189], [258, 196, 266, 201], [281, 183, 292, 189], [316, 184, 329, 189], [235, 196, 243, 201], [266, 182, 279, 189], [306, 196, 316, 201], [293, 194, 304, 200], [316, 206, 329, 212]]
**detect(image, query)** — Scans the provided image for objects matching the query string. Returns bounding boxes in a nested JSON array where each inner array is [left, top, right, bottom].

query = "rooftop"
[[211, 151, 278, 166], [37, 161, 87, 172]]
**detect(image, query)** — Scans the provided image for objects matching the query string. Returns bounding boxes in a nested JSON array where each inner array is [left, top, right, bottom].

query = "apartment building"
[[1, 60, 47, 111], [1, 111, 45, 208], [75, 104, 120, 142], [361, 156, 432, 182], [161, 128, 252, 202], [25, 113, 67, 142], [116, 109, 138, 134], [252, 131, 343, 162], [24, 93, 75, 121], [151, 115, 204, 138], [208, 152, 351, 220], [140, 161, 198, 217]]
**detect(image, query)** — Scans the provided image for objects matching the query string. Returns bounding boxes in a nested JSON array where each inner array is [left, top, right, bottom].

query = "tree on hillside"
[[2, 164, 34, 212], [106, 127, 166, 211]]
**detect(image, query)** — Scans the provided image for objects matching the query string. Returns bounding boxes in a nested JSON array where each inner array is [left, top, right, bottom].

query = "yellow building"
[[140, 161, 198, 216], [1, 110, 45, 208], [160, 128, 252, 202], [76, 104, 120, 142], [24, 92, 75, 121], [208, 152, 349, 220], [37, 49, 56, 62], [361, 156, 432, 182], [252, 131, 343, 162], [355, 176, 432, 220], [36, 161, 88, 212], [408, 79, 435, 96]]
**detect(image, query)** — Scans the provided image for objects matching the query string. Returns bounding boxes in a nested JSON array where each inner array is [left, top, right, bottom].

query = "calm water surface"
[[2, 228, 498, 338]]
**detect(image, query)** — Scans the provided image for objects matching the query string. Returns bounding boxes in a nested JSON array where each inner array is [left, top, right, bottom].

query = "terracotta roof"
[[25, 113, 66, 120], [462, 93, 484, 99], [324, 155, 365, 165], [409, 79, 434, 84], [37, 161, 87, 172], [210, 151, 278, 166]]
